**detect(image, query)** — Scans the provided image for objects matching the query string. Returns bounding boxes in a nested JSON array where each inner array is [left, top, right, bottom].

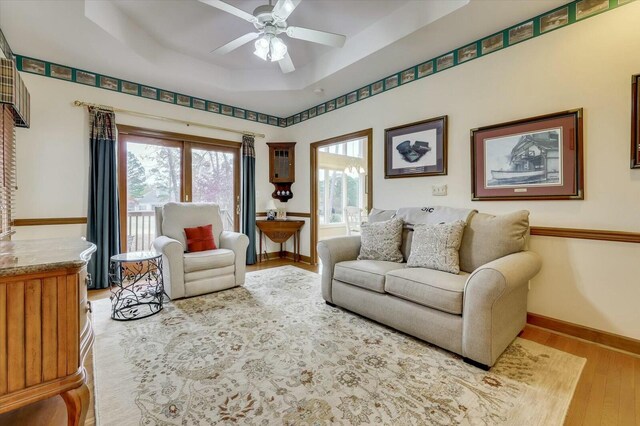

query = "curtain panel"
[[241, 135, 257, 264], [86, 107, 120, 288]]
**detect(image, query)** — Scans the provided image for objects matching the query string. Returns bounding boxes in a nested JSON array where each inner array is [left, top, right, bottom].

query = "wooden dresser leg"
[[61, 383, 90, 426]]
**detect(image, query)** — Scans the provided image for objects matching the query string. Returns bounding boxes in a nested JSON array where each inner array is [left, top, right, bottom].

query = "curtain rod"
[[72, 100, 265, 139]]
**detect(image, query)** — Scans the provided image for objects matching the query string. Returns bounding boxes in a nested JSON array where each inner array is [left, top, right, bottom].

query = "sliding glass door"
[[118, 128, 240, 252], [191, 145, 238, 231]]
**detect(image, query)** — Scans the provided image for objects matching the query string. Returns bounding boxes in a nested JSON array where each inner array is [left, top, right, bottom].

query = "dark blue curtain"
[[86, 107, 120, 289], [241, 134, 257, 264]]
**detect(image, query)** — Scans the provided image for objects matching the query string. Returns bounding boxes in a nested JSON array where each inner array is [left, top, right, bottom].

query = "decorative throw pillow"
[[406, 221, 466, 274], [357, 218, 404, 262], [184, 224, 216, 252], [458, 211, 529, 273]]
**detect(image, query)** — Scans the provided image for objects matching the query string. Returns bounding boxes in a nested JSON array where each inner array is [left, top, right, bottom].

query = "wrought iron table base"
[[109, 254, 165, 321]]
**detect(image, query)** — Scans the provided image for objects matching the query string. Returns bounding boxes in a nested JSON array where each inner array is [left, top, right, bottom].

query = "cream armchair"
[[152, 202, 249, 300]]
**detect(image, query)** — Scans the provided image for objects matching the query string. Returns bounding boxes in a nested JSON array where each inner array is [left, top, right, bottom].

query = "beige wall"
[[284, 3, 640, 339], [13, 3, 640, 339], [13, 74, 288, 252]]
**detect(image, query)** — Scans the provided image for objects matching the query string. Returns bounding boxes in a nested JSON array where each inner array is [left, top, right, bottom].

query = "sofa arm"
[[153, 236, 185, 300], [317, 236, 361, 303], [220, 231, 250, 285], [462, 251, 542, 367]]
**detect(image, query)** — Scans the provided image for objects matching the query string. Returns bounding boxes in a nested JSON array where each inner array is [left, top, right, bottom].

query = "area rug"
[[93, 266, 584, 425]]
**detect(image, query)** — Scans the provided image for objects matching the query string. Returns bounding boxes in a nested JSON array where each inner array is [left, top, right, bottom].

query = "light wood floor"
[[1, 259, 638, 425]]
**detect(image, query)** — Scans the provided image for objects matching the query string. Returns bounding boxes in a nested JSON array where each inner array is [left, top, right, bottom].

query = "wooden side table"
[[256, 219, 305, 262]]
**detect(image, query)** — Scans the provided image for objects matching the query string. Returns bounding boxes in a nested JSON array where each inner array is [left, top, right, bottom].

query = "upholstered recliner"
[[152, 202, 249, 299]]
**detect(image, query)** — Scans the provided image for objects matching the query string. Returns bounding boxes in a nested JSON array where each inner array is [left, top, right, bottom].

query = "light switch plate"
[[432, 184, 447, 196]]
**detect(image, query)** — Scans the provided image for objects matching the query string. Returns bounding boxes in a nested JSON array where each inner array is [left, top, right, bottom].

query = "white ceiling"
[[0, 0, 568, 117]]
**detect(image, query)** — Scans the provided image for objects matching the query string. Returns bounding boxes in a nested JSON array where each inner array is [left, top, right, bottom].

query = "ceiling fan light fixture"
[[269, 36, 287, 61], [253, 36, 270, 60], [253, 34, 288, 62]]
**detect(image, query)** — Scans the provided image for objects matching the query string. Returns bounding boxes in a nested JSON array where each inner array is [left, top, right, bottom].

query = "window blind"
[[0, 105, 16, 238]]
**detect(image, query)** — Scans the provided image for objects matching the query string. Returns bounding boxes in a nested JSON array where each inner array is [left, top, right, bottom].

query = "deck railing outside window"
[[126, 209, 234, 252]]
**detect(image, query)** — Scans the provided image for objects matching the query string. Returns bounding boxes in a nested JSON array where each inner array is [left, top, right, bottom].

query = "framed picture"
[[471, 109, 583, 200], [632, 74, 640, 168], [384, 116, 448, 179]]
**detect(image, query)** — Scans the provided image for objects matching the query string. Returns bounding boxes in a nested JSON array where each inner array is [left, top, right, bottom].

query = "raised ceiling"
[[0, 0, 567, 116]]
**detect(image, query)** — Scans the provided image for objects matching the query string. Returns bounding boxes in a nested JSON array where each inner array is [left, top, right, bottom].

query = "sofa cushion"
[[395, 206, 475, 228], [367, 208, 396, 223], [334, 260, 406, 293], [357, 218, 404, 262], [459, 211, 529, 273], [407, 221, 466, 273], [385, 268, 469, 315], [183, 248, 235, 273]]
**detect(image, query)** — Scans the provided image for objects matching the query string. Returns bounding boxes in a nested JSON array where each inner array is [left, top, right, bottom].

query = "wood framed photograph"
[[632, 74, 640, 168], [471, 109, 583, 200], [384, 116, 447, 178]]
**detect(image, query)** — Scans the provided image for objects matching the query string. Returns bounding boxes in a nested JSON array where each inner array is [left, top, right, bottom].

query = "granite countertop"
[[0, 238, 97, 277]]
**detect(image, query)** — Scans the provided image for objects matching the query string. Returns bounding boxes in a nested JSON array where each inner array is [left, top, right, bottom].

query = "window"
[[118, 128, 240, 252], [317, 137, 366, 225]]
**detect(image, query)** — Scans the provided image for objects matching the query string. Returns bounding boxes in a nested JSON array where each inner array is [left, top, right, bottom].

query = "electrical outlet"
[[432, 184, 447, 196]]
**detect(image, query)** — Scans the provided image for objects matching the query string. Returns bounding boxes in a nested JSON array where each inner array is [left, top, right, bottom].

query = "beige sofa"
[[153, 202, 249, 300], [317, 208, 542, 369]]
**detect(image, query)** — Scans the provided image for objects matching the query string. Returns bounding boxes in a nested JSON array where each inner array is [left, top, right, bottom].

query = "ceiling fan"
[[199, 0, 347, 74]]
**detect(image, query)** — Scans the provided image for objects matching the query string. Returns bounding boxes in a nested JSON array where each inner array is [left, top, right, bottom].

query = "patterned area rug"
[[93, 266, 584, 425]]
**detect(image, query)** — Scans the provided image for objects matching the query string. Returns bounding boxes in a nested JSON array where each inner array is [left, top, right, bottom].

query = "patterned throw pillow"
[[406, 221, 466, 273], [357, 218, 404, 262]]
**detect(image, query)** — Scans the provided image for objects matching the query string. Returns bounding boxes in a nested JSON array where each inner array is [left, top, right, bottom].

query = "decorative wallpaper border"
[[285, 0, 634, 126], [12, 0, 634, 129], [15, 55, 287, 128]]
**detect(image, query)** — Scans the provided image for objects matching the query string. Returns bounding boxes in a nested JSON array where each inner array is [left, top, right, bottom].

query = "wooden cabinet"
[[0, 240, 95, 425], [267, 142, 296, 202]]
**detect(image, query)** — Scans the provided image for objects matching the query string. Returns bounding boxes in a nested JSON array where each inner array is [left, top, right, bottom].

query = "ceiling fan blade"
[[198, 0, 257, 23], [278, 53, 295, 74], [272, 0, 301, 21], [286, 26, 346, 48], [212, 33, 260, 54]]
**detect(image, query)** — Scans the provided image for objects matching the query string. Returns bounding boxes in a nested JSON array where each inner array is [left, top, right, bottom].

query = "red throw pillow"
[[184, 224, 216, 252]]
